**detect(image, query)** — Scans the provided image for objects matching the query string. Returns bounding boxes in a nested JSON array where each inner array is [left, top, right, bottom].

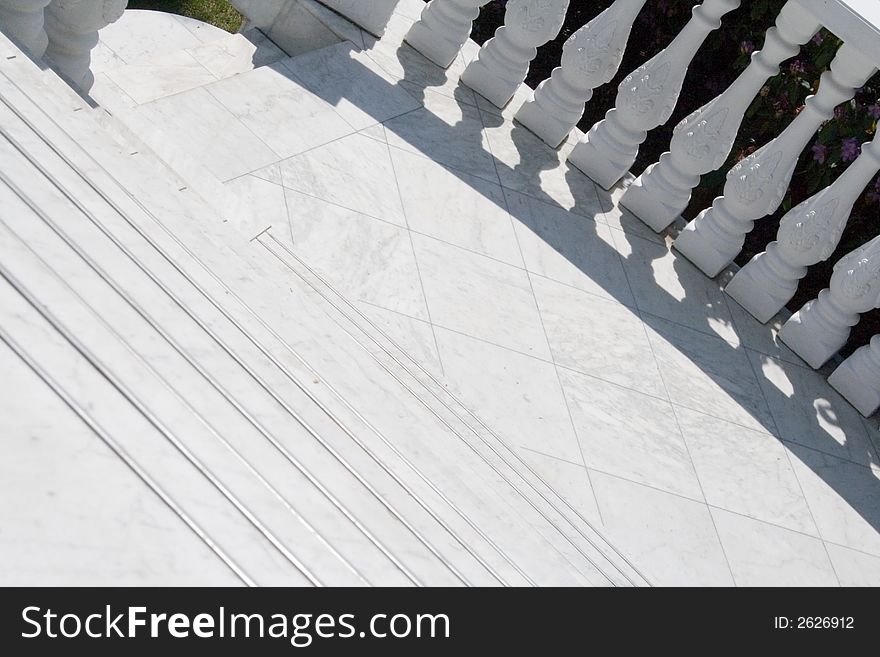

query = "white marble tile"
[[249, 162, 284, 185], [711, 509, 839, 586], [785, 443, 880, 556], [383, 89, 498, 183], [224, 173, 288, 238], [186, 33, 285, 80], [506, 190, 634, 305], [483, 114, 607, 219], [362, 13, 477, 107], [559, 367, 703, 500], [612, 229, 740, 345], [298, 0, 367, 48], [266, 0, 343, 56], [104, 49, 218, 105], [590, 470, 734, 586], [282, 41, 422, 130], [750, 351, 879, 465], [825, 542, 880, 586], [594, 176, 668, 244], [90, 40, 125, 74], [530, 275, 665, 398], [173, 14, 234, 44], [205, 62, 354, 159], [279, 188, 429, 319], [132, 87, 279, 181], [98, 9, 205, 64], [518, 448, 602, 527], [676, 406, 817, 534], [278, 132, 407, 226], [390, 146, 523, 265], [358, 123, 388, 144], [644, 314, 776, 433], [0, 344, 243, 586], [354, 301, 443, 378], [726, 300, 804, 366], [412, 234, 551, 358], [433, 327, 583, 465]]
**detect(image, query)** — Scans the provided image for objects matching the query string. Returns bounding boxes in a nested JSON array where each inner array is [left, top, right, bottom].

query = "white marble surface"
[[278, 132, 408, 226], [412, 234, 551, 359], [104, 49, 218, 104], [560, 368, 703, 500], [24, 3, 879, 585]]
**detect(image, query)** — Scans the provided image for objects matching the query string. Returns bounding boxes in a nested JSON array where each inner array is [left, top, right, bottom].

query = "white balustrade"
[[318, 0, 400, 37], [43, 0, 126, 90], [673, 44, 876, 278], [725, 132, 880, 323], [460, 0, 570, 109], [779, 235, 880, 368], [406, 0, 491, 69], [828, 335, 880, 417], [515, 0, 648, 148], [567, 0, 741, 190], [0, 0, 51, 57], [621, 0, 820, 231]]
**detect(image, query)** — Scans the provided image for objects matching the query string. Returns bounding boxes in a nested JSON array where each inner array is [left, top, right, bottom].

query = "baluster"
[[725, 132, 880, 323], [567, 0, 741, 190], [44, 0, 127, 90], [673, 44, 877, 278], [829, 335, 880, 417], [460, 0, 570, 109], [0, 0, 51, 57], [405, 0, 491, 69], [621, 0, 820, 231], [779, 235, 880, 368], [515, 0, 648, 149]]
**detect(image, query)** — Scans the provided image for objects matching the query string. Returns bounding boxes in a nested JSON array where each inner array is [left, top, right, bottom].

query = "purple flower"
[[740, 40, 755, 56], [841, 137, 861, 162], [789, 60, 806, 74], [811, 142, 829, 164], [812, 33, 824, 46], [869, 104, 880, 119]]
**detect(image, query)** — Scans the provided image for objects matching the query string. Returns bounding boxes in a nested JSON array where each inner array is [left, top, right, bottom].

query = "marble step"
[[0, 34, 616, 586], [0, 246, 316, 587], [0, 172, 427, 587], [0, 106, 493, 587], [258, 233, 649, 587]]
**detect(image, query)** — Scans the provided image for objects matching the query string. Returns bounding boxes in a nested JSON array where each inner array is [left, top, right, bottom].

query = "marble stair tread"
[[0, 37, 624, 581]]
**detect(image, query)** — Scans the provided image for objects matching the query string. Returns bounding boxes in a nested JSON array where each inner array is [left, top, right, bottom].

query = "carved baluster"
[[405, 0, 491, 69], [0, 0, 51, 57], [515, 0, 648, 148], [725, 132, 880, 323], [621, 0, 820, 231], [829, 335, 880, 417], [674, 44, 877, 278], [567, 0, 741, 190], [779, 236, 880, 368], [44, 0, 126, 90], [460, 0, 570, 109]]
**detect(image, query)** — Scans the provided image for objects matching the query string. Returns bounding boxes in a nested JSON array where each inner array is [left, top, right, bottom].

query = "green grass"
[[127, 0, 244, 33]]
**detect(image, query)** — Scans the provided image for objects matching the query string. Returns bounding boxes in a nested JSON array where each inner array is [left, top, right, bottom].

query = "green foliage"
[[127, 0, 244, 33]]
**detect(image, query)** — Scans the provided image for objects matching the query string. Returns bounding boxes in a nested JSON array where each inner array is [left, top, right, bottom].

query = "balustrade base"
[[404, 20, 462, 69], [567, 136, 629, 190], [515, 93, 578, 149], [618, 168, 684, 232], [778, 305, 845, 369], [460, 57, 519, 108], [829, 350, 880, 417], [724, 253, 796, 324], [672, 219, 736, 278]]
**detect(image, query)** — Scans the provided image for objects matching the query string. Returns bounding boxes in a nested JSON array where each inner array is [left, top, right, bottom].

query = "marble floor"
[[96, 1, 880, 585]]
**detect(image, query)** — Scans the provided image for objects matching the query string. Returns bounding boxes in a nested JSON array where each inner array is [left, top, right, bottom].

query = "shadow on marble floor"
[[261, 34, 880, 553]]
